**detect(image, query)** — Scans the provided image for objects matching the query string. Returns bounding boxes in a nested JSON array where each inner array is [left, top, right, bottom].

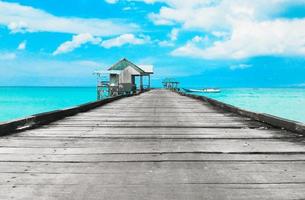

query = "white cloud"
[[101, 34, 150, 48], [108, 0, 157, 4], [230, 64, 252, 70], [143, 0, 305, 59], [149, 12, 174, 25], [158, 40, 174, 47], [123, 7, 132, 11], [75, 60, 101, 67], [169, 28, 179, 41], [17, 40, 27, 50], [54, 33, 151, 54], [0, 57, 108, 86], [192, 35, 209, 43], [212, 31, 229, 38], [8, 21, 28, 33], [171, 35, 209, 54], [0, 52, 16, 60], [0, 1, 138, 36], [105, 0, 119, 4], [172, 19, 305, 59], [53, 33, 101, 55], [292, 83, 305, 87], [157, 28, 179, 47], [148, 0, 304, 30]]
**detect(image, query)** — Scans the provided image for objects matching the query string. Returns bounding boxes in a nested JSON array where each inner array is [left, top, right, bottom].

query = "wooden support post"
[[97, 86, 99, 100], [148, 75, 151, 89], [140, 75, 143, 91]]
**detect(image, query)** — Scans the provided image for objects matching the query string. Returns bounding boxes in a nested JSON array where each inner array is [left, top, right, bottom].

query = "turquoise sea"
[[0, 87, 96, 122], [189, 88, 305, 124], [0, 87, 305, 124]]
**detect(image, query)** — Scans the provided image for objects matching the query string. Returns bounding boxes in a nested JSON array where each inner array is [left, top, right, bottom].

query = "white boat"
[[202, 88, 221, 93], [185, 89, 201, 92], [184, 88, 221, 93]]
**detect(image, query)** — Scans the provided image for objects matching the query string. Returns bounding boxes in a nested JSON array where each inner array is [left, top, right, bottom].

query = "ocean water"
[[189, 88, 305, 124], [0, 87, 96, 122], [1, 87, 305, 124]]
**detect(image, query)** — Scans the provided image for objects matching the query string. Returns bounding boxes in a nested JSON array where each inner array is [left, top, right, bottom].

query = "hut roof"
[[94, 70, 121, 75], [162, 78, 179, 83], [108, 58, 145, 74], [138, 65, 154, 74]]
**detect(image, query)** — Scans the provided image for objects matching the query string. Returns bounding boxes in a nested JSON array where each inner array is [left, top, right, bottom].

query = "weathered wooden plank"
[[1, 153, 305, 162], [1, 184, 305, 200], [0, 89, 305, 199], [53, 119, 255, 124], [0, 163, 304, 184], [0, 138, 304, 149], [16, 127, 293, 137], [58, 118, 252, 123], [0, 139, 305, 154], [11, 132, 297, 140], [0, 160, 305, 174], [78, 113, 236, 117], [49, 121, 258, 127]]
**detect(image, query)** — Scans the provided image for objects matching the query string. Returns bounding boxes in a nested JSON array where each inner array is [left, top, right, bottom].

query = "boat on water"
[[202, 88, 221, 93], [183, 88, 221, 93]]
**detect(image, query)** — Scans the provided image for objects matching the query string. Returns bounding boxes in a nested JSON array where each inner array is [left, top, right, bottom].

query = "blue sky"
[[0, 0, 305, 87]]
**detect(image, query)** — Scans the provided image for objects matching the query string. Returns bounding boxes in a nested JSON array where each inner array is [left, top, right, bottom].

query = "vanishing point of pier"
[[0, 89, 305, 199]]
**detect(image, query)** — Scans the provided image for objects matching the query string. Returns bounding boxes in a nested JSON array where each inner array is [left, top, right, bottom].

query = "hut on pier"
[[162, 78, 180, 90], [95, 58, 153, 99]]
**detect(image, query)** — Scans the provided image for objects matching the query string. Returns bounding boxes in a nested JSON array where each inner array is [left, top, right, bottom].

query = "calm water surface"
[[0, 87, 96, 122], [190, 88, 305, 124], [1, 87, 305, 124]]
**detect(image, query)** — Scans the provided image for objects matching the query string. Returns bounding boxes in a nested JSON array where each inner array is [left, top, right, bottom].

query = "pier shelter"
[[95, 58, 153, 99], [162, 78, 180, 90]]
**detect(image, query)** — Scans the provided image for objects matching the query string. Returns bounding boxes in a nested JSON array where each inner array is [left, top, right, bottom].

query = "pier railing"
[[178, 91, 305, 135], [0, 91, 148, 136]]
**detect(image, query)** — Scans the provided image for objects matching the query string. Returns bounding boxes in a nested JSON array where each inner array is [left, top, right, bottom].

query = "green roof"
[[108, 58, 145, 74], [162, 78, 179, 83]]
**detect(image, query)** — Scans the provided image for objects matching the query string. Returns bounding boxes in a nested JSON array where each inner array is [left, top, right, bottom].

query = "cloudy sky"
[[0, 0, 305, 87]]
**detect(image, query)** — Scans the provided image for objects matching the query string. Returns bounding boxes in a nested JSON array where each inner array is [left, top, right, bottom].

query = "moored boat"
[[184, 88, 221, 93], [202, 88, 221, 93]]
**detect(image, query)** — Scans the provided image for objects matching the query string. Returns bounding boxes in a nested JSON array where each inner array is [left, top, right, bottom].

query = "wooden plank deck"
[[1, 89, 305, 200]]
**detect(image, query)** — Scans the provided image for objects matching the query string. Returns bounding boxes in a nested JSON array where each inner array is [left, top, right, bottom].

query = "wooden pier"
[[1, 89, 305, 199]]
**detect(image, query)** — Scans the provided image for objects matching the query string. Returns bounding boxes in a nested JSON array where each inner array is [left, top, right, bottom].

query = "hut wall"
[[119, 66, 140, 84]]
